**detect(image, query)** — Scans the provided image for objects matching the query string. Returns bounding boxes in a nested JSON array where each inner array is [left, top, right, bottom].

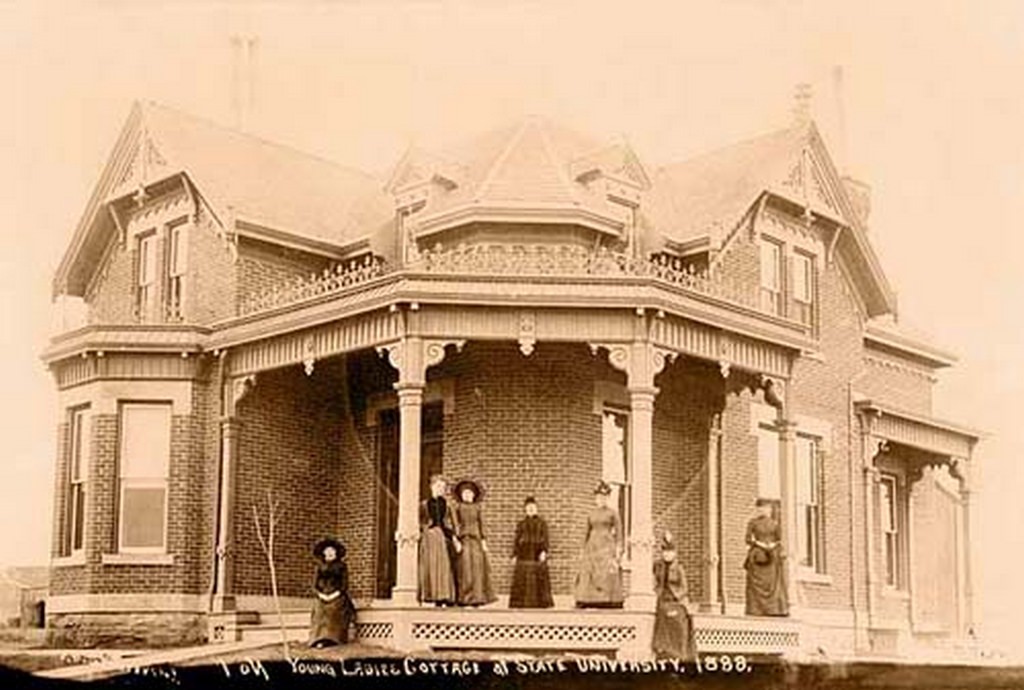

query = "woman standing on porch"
[[743, 498, 789, 616], [574, 481, 624, 608], [452, 479, 497, 606], [509, 496, 553, 608], [419, 475, 458, 606], [309, 538, 356, 648], [652, 531, 694, 660]]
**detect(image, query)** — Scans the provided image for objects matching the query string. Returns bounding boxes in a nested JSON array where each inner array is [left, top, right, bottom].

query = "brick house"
[[42, 102, 979, 658]]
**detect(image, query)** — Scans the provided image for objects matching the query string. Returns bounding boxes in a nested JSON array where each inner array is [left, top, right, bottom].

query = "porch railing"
[[236, 243, 761, 317]]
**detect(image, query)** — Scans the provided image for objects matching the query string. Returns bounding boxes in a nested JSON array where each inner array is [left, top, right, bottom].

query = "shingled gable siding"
[[231, 360, 345, 599]]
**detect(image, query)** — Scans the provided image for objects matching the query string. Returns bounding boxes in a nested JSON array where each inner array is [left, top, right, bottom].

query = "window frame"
[[795, 433, 825, 573], [64, 405, 90, 556], [117, 402, 172, 554], [759, 236, 785, 315], [601, 405, 631, 556], [879, 473, 901, 589], [165, 221, 188, 321], [136, 230, 159, 322]]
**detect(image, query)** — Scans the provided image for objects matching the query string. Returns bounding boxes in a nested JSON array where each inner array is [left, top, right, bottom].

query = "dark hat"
[[523, 496, 537, 505], [313, 537, 346, 560], [454, 478, 484, 502], [661, 531, 676, 551], [755, 497, 774, 507], [594, 481, 613, 496]]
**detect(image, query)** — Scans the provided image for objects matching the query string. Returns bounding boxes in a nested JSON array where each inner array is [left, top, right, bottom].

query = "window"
[[602, 407, 630, 550], [879, 474, 900, 587], [796, 435, 825, 572], [792, 251, 814, 325], [756, 424, 781, 501], [136, 232, 158, 322], [759, 238, 784, 315], [118, 403, 171, 552], [166, 223, 188, 321], [64, 406, 90, 555]]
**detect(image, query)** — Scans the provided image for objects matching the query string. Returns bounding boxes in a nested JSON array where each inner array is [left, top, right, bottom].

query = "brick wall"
[[859, 348, 934, 414], [232, 360, 345, 599], [86, 235, 137, 325], [235, 238, 332, 314], [187, 214, 237, 324]]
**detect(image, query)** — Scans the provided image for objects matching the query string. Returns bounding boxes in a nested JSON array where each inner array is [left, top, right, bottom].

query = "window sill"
[[796, 570, 832, 585], [102, 553, 175, 566], [52, 553, 86, 567]]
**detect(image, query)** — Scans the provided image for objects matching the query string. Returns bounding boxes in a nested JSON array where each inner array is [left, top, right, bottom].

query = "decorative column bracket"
[[588, 342, 677, 386]]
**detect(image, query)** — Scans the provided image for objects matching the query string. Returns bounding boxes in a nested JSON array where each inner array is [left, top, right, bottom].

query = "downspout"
[[208, 352, 227, 613], [847, 367, 870, 653]]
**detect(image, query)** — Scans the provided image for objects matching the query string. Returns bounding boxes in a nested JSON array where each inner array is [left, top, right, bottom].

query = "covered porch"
[[205, 298, 809, 657]]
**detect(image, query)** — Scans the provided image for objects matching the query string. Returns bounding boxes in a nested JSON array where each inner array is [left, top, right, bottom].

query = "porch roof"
[[856, 399, 981, 459]]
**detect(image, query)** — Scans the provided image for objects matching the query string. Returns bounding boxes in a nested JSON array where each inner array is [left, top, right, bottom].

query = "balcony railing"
[[236, 243, 763, 317]]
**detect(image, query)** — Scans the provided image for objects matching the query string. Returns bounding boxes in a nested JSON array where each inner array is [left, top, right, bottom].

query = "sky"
[[2, 0, 1022, 656]]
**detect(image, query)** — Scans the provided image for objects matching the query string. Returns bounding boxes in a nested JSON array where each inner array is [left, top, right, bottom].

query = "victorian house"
[[43, 102, 979, 659]]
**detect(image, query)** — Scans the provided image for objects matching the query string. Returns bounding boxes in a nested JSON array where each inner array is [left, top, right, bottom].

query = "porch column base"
[[211, 594, 236, 613], [390, 588, 419, 607]]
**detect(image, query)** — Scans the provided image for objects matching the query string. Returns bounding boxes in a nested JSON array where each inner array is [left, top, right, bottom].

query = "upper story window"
[[759, 238, 784, 315], [136, 232, 159, 323], [796, 434, 825, 573], [166, 222, 188, 322], [63, 406, 90, 556], [118, 403, 172, 553], [601, 406, 630, 554], [792, 251, 814, 326]]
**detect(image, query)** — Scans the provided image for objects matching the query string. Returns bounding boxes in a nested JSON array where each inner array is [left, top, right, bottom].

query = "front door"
[[375, 402, 444, 599]]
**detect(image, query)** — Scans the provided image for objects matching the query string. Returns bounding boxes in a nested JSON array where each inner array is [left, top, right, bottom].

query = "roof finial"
[[792, 82, 813, 127]]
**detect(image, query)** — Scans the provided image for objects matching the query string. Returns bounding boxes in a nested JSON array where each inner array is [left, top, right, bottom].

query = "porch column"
[[213, 372, 255, 612], [627, 380, 657, 611], [213, 418, 240, 611], [777, 418, 799, 611], [956, 458, 974, 636], [389, 335, 426, 606], [861, 425, 883, 631], [704, 414, 723, 611]]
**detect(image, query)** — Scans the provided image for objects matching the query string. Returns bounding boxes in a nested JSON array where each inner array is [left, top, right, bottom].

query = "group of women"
[[306, 478, 788, 660]]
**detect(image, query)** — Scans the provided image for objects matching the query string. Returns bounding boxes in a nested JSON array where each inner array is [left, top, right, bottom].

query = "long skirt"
[[652, 599, 695, 660], [309, 595, 354, 646], [419, 526, 456, 603], [509, 560, 553, 608], [457, 537, 496, 606], [575, 545, 623, 607], [743, 548, 789, 616]]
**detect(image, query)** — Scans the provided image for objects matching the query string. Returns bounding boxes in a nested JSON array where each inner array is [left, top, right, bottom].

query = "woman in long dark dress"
[[452, 479, 497, 606], [509, 496, 553, 609], [574, 481, 624, 608], [743, 498, 789, 616], [652, 531, 695, 660], [309, 538, 356, 647], [418, 475, 457, 606]]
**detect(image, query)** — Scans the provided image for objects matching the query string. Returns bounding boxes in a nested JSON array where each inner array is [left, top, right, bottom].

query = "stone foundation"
[[46, 612, 207, 649]]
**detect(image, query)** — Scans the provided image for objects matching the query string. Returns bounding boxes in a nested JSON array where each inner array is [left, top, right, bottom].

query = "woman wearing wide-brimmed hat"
[[743, 498, 789, 616], [308, 537, 356, 647], [652, 531, 694, 660], [418, 474, 458, 606], [452, 478, 497, 606], [574, 481, 624, 608]]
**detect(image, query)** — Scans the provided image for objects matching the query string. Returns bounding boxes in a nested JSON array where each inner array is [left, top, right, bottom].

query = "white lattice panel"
[[695, 627, 799, 653], [412, 622, 636, 648], [356, 622, 394, 641]]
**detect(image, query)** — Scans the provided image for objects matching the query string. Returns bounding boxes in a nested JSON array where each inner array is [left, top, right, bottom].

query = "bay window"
[[64, 406, 90, 556], [759, 238, 784, 315], [166, 222, 188, 321], [136, 232, 158, 322], [118, 403, 171, 552]]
